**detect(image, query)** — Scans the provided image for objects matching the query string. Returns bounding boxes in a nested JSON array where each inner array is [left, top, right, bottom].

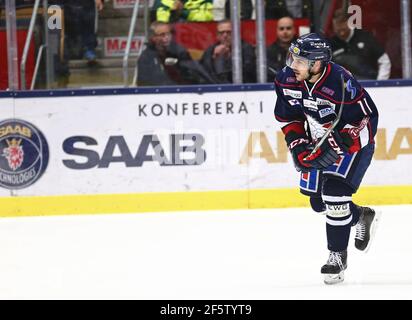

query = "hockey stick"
[[306, 73, 346, 157]]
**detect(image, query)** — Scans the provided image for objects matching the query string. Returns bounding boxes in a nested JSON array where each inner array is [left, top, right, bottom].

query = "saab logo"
[[288, 99, 300, 106], [0, 119, 49, 190], [346, 79, 357, 99], [283, 89, 302, 99], [303, 99, 318, 111], [62, 134, 206, 169], [3, 138, 24, 171], [319, 107, 335, 118]]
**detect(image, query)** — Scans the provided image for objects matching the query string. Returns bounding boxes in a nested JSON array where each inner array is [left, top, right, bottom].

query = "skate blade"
[[324, 271, 344, 285], [363, 210, 382, 253]]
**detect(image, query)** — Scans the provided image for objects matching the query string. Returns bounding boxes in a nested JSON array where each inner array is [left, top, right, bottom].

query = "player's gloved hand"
[[289, 137, 312, 172], [302, 131, 347, 170]]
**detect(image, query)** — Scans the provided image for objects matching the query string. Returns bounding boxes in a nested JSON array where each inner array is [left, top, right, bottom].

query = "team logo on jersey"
[[283, 89, 302, 99], [0, 119, 49, 190], [346, 79, 357, 99], [306, 115, 329, 140]]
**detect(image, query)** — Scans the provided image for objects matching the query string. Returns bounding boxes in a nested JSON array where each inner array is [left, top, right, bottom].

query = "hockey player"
[[274, 33, 381, 284]]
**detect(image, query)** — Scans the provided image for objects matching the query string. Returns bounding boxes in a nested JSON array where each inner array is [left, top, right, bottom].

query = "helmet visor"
[[286, 52, 312, 70]]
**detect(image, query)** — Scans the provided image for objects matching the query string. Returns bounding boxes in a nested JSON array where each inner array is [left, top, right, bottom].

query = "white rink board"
[[1, 86, 411, 197], [0, 98, 15, 197]]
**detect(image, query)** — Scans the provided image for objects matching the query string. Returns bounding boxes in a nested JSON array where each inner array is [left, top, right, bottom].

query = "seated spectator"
[[152, 0, 213, 23], [266, 15, 296, 82], [199, 20, 256, 83], [138, 22, 213, 86], [64, 0, 104, 63], [329, 8, 391, 80]]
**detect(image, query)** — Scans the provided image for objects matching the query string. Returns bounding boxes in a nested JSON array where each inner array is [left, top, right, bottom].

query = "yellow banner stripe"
[[1, 185, 411, 217]]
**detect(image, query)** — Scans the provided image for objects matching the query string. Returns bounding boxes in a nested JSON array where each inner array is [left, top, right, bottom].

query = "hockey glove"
[[303, 131, 348, 170], [282, 121, 312, 172], [289, 137, 312, 172]]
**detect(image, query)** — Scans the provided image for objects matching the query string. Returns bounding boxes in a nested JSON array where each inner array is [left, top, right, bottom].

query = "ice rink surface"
[[0, 205, 411, 300]]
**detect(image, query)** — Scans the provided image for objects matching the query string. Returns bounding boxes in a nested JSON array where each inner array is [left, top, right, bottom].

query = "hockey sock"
[[323, 195, 352, 252], [310, 196, 326, 213], [322, 179, 355, 252]]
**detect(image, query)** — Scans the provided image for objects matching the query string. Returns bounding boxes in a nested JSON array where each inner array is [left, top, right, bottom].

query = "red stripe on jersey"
[[281, 121, 306, 136], [314, 63, 332, 91], [274, 79, 304, 88], [313, 89, 365, 105], [275, 114, 292, 122], [348, 137, 362, 154]]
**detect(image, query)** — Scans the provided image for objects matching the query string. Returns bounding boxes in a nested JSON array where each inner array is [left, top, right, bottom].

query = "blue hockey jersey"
[[274, 62, 378, 154]]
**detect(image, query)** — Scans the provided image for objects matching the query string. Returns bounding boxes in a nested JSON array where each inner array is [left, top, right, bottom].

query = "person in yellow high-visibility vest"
[[153, 0, 213, 22]]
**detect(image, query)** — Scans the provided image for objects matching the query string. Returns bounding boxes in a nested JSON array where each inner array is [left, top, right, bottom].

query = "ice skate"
[[321, 250, 347, 285], [355, 206, 381, 252]]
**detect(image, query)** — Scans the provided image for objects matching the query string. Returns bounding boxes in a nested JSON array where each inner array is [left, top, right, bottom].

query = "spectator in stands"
[[216, 0, 311, 20], [266, 15, 296, 82], [152, 0, 213, 23], [284, 0, 312, 18], [138, 22, 213, 86], [200, 20, 256, 83], [64, 0, 104, 63], [329, 8, 391, 80]]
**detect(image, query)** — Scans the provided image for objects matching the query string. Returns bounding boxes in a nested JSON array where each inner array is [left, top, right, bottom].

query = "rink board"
[[0, 84, 411, 216]]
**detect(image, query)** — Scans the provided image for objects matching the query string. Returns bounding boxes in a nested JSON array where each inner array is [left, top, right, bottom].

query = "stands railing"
[[30, 44, 45, 89], [123, 0, 140, 87], [230, 0, 242, 84], [20, 0, 51, 90], [5, 0, 19, 90], [255, 0, 267, 83], [401, 0, 412, 78]]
